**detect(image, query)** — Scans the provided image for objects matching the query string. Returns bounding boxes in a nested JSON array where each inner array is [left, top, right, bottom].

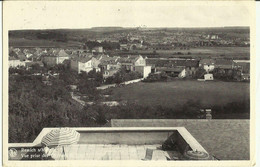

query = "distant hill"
[[9, 26, 250, 48], [91, 27, 124, 31]]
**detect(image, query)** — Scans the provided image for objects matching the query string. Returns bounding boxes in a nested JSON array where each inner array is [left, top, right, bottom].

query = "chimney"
[[205, 109, 212, 120]]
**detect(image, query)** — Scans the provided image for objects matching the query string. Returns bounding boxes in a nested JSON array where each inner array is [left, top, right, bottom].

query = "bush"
[[104, 69, 142, 84], [142, 72, 168, 82]]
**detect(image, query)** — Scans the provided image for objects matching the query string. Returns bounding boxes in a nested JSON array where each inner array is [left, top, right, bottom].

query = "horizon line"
[[9, 26, 250, 31]]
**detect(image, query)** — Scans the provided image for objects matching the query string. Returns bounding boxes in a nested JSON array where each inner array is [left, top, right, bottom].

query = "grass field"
[[126, 47, 250, 59], [9, 37, 83, 48], [107, 80, 250, 108]]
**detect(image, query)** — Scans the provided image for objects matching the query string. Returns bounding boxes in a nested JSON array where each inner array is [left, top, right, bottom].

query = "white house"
[[199, 59, 216, 73], [71, 57, 101, 74], [178, 69, 187, 78], [204, 73, 214, 80], [9, 58, 25, 68], [92, 46, 103, 53], [118, 55, 146, 71], [134, 65, 152, 78]]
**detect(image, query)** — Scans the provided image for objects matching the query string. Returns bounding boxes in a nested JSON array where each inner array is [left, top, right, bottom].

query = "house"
[[103, 69, 119, 79], [199, 59, 216, 72], [120, 44, 130, 51], [156, 67, 185, 78], [98, 56, 121, 78], [25, 61, 44, 69], [99, 56, 120, 70], [23, 49, 35, 59], [9, 57, 25, 68], [233, 60, 250, 74], [241, 73, 250, 81], [178, 68, 187, 78], [92, 46, 103, 53], [118, 55, 146, 71], [14, 50, 27, 61], [215, 59, 233, 70], [9, 51, 26, 68], [70, 57, 100, 74], [42, 49, 71, 66], [232, 60, 250, 81], [147, 58, 199, 77], [133, 66, 152, 78], [204, 73, 214, 81]]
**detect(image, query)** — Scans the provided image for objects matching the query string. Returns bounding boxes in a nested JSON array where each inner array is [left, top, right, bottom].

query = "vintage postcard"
[[2, 1, 256, 167]]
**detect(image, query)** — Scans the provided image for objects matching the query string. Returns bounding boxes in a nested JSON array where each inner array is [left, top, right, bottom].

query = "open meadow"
[[9, 37, 83, 48], [107, 80, 250, 108], [125, 47, 250, 59]]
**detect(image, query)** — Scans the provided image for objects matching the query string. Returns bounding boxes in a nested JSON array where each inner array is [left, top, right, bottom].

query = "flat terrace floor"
[[50, 144, 181, 160]]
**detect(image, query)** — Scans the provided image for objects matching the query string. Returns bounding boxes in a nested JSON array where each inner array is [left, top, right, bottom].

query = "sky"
[[4, 1, 254, 30]]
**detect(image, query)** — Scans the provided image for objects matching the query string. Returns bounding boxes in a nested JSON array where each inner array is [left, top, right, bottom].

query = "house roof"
[[118, 55, 142, 64], [25, 61, 44, 67], [111, 119, 249, 160], [215, 59, 233, 66], [58, 49, 70, 57], [100, 56, 119, 65], [9, 51, 26, 61], [147, 58, 199, 68], [199, 59, 216, 65], [234, 62, 250, 73], [72, 56, 92, 63], [214, 59, 233, 69], [9, 51, 19, 59], [157, 67, 184, 72]]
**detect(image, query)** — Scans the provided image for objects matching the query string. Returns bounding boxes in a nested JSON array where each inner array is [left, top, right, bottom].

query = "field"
[[107, 80, 250, 108], [9, 37, 83, 48], [124, 47, 250, 59]]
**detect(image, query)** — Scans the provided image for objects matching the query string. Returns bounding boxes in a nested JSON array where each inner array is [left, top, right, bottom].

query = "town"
[[8, 27, 250, 161]]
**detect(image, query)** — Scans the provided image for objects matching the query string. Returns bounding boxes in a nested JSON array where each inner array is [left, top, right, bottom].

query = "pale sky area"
[[4, 1, 254, 30]]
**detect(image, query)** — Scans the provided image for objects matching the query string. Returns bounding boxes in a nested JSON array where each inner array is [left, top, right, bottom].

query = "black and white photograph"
[[3, 1, 255, 166]]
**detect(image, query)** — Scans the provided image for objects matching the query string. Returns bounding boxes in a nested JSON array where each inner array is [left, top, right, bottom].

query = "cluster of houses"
[[8, 47, 152, 79], [8, 47, 250, 81], [146, 57, 250, 81]]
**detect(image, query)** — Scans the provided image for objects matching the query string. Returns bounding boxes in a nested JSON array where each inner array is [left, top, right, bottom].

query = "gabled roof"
[[147, 58, 199, 67], [9, 51, 19, 59], [72, 56, 93, 63], [57, 49, 70, 57], [9, 50, 26, 61], [118, 55, 142, 64], [199, 59, 216, 65], [215, 59, 233, 66]]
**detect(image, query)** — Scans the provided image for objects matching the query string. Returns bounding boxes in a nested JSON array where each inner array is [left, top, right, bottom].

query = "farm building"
[[147, 58, 199, 77]]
